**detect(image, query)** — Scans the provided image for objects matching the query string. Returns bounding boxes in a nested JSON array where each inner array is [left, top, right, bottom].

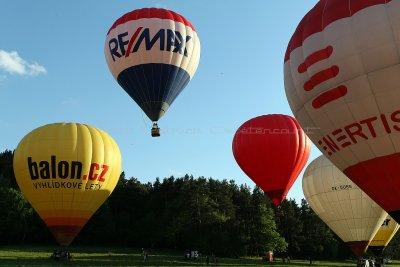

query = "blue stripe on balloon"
[[117, 63, 191, 121]]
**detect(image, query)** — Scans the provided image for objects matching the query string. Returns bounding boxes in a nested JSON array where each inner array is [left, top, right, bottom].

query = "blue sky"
[[0, 0, 320, 202]]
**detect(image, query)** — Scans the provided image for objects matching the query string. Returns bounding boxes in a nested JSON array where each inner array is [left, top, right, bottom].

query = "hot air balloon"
[[105, 8, 201, 137], [284, 0, 400, 222], [303, 155, 387, 258], [369, 215, 400, 257], [232, 114, 311, 206], [13, 123, 122, 247]]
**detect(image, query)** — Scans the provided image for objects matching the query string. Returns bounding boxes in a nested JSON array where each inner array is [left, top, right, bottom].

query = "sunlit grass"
[[0, 246, 397, 266]]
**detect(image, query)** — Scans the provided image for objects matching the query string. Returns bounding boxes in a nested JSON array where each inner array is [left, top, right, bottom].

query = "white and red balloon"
[[285, 0, 400, 222]]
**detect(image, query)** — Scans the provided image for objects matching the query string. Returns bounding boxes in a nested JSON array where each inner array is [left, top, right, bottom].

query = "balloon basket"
[[151, 123, 160, 137], [50, 248, 72, 261]]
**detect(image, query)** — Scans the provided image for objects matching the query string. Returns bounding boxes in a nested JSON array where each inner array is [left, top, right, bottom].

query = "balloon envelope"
[[303, 155, 386, 257], [369, 215, 400, 256], [105, 8, 200, 122], [232, 114, 310, 206], [13, 123, 122, 246], [284, 0, 400, 222]]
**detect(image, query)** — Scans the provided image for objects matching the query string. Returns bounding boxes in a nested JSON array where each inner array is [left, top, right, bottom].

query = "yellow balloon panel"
[[13, 123, 122, 246], [370, 215, 400, 248]]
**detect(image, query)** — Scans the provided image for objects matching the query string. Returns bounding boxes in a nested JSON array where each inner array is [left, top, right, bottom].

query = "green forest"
[[0, 149, 399, 261]]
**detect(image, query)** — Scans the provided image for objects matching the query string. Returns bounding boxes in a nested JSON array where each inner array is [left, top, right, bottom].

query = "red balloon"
[[232, 114, 311, 206]]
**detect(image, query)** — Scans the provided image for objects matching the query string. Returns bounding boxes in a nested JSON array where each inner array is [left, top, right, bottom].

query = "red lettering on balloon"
[[88, 163, 100, 181], [318, 109, 400, 156], [125, 27, 143, 58], [391, 110, 400, 132], [332, 129, 351, 148], [360, 117, 378, 138], [98, 165, 109, 182], [344, 123, 368, 144], [381, 114, 392, 134]]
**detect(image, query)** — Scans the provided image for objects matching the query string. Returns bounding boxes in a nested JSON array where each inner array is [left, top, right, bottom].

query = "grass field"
[[0, 246, 398, 266]]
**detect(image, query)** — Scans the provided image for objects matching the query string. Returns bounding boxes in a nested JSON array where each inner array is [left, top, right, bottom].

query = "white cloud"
[[0, 50, 47, 76]]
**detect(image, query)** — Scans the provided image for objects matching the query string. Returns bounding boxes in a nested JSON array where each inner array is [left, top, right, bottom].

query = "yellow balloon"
[[13, 123, 122, 246], [370, 215, 400, 253]]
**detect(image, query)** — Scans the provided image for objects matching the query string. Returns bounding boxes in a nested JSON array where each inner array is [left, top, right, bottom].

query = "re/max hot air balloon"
[[105, 8, 201, 137], [303, 155, 387, 258], [284, 0, 400, 222], [369, 215, 400, 256], [232, 114, 311, 206], [13, 123, 122, 246]]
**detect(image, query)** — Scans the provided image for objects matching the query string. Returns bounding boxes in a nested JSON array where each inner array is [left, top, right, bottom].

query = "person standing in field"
[[142, 248, 148, 262]]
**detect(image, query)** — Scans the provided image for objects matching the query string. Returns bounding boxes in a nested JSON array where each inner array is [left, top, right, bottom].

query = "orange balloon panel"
[[13, 123, 122, 246]]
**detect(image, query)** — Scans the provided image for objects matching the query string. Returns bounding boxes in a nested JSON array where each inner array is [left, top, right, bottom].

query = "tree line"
[[1, 149, 400, 260]]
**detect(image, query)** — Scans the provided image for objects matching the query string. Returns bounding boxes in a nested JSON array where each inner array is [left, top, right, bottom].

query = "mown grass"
[[0, 246, 397, 266]]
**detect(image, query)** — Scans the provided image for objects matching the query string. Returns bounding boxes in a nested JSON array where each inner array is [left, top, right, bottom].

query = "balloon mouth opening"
[[48, 225, 83, 247], [266, 189, 285, 207], [346, 241, 369, 258], [271, 198, 281, 207], [140, 102, 170, 122]]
